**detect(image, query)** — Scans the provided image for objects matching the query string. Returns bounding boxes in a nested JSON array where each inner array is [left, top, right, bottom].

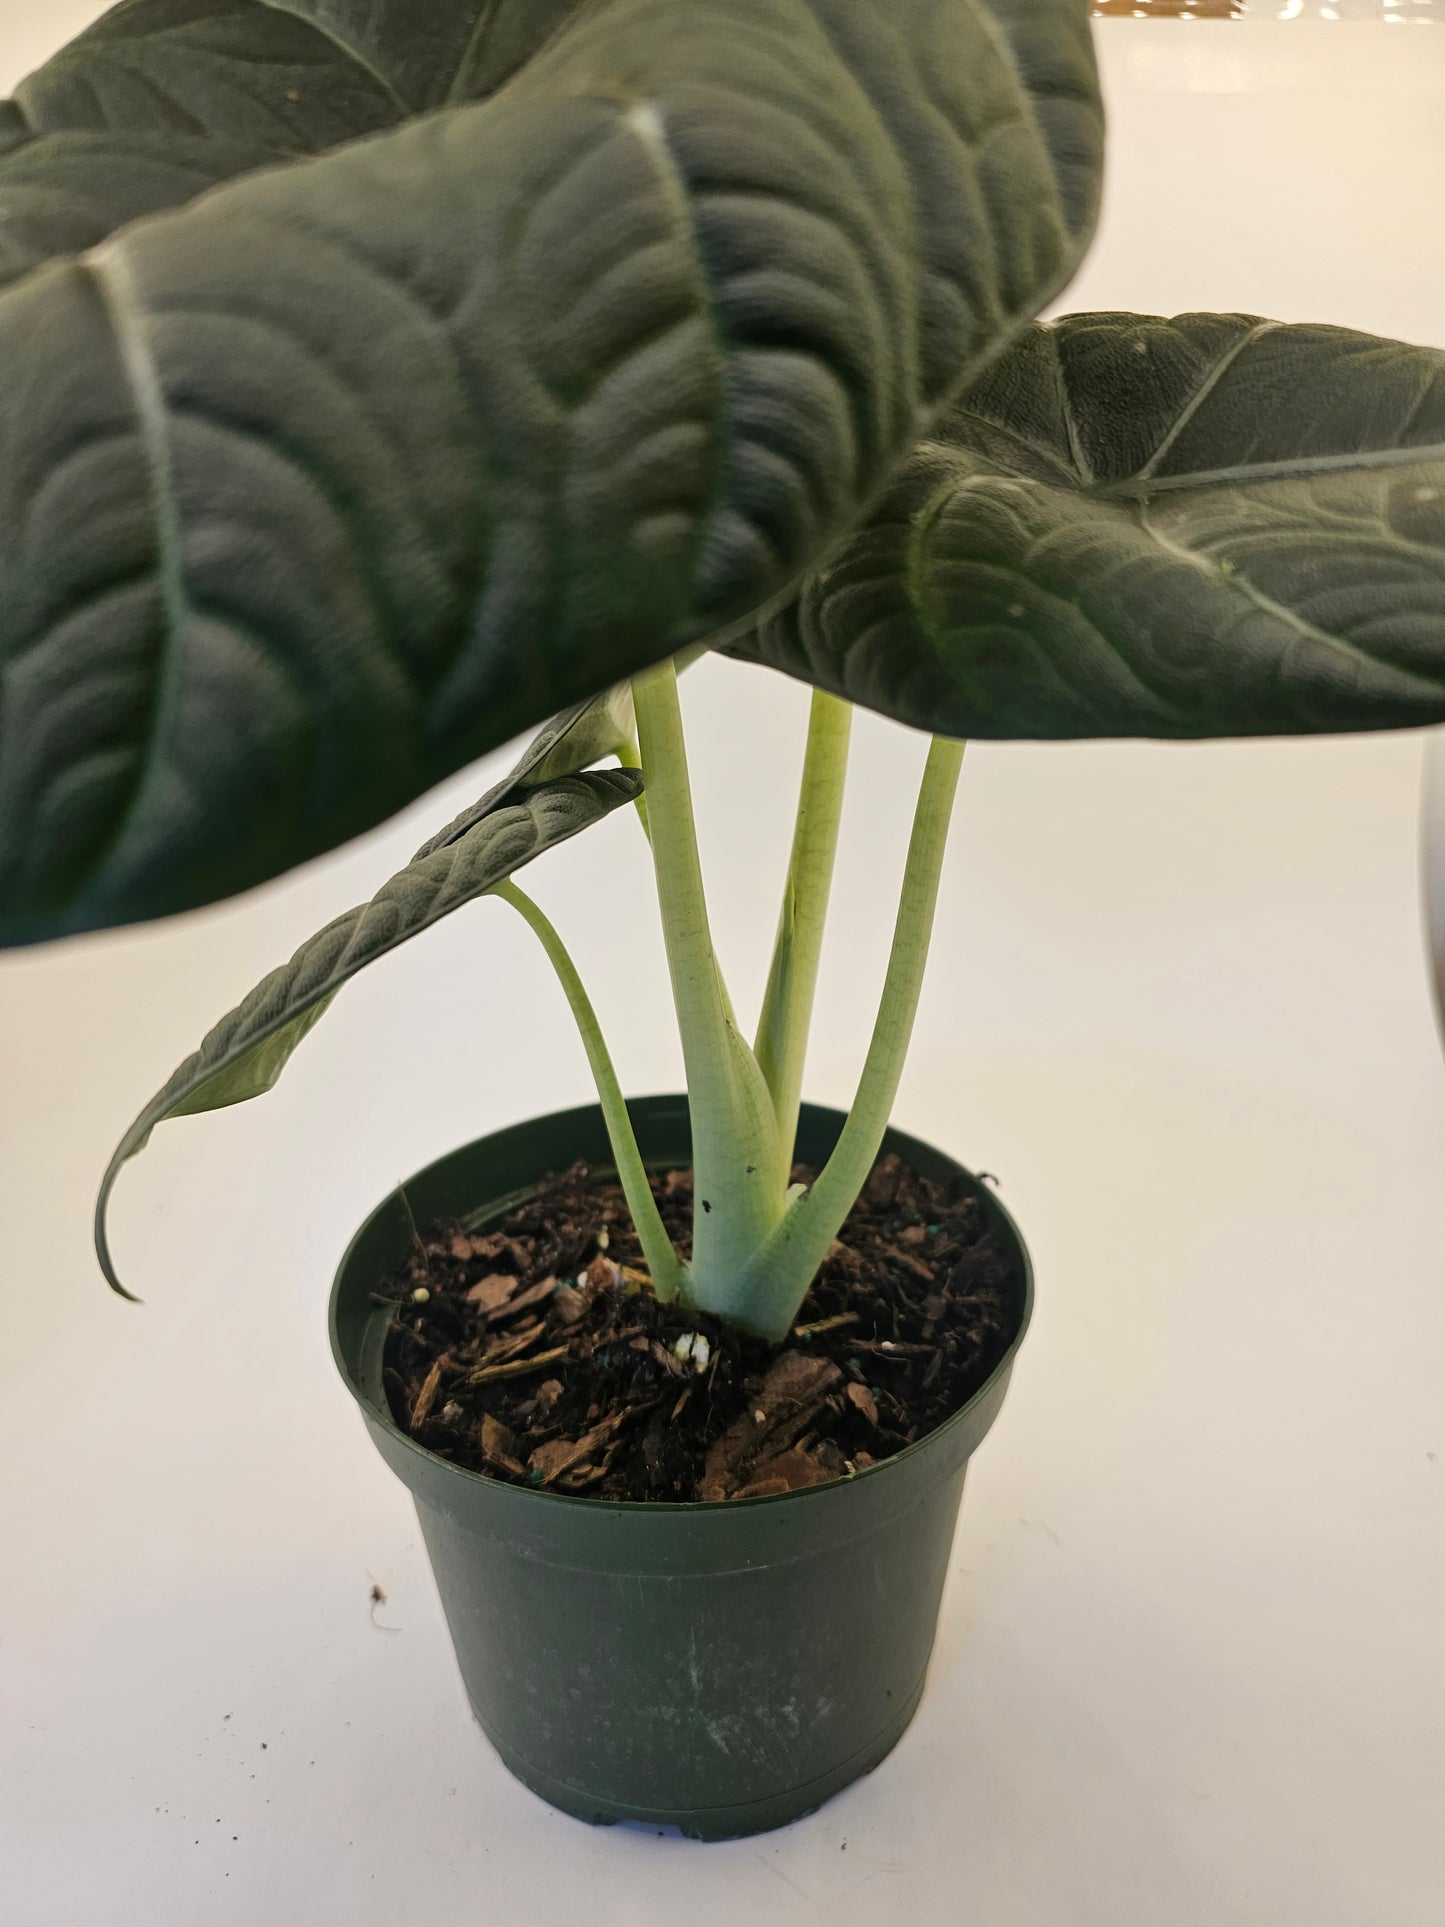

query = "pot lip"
[[329, 1099, 1034, 1517]]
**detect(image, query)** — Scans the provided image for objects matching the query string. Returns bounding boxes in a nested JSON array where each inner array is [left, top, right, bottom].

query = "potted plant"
[[4, 0, 1444, 1841]]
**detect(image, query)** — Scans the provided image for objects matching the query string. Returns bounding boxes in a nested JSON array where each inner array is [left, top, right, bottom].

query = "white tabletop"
[[2, 17, 1443, 1926]]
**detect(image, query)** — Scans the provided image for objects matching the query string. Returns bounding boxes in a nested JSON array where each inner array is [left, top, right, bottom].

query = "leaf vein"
[[252, 0, 411, 113], [84, 240, 188, 873]]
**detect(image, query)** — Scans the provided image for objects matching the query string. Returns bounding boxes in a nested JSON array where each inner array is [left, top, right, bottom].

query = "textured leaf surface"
[[94, 766, 642, 1295], [0, 0, 1101, 945], [413, 681, 637, 861], [1, 0, 448, 292], [736, 313, 1445, 737]]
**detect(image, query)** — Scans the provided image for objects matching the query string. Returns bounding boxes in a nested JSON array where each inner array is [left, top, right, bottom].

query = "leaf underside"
[[0, 0, 1102, 947], [734, 313, 1445, 737], [94, 765, 642, 1296], [412, 679, 637, 861]]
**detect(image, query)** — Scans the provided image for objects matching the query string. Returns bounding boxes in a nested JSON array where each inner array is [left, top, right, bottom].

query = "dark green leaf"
[[94, 765, 642, 1296], [17, 1, 402, 143], [0, 1, 591, 295], [735, 313, 1445, 738], [413, 681, 637, 861], [0, 0, 1102, 946], [3, 1, 409, 291]]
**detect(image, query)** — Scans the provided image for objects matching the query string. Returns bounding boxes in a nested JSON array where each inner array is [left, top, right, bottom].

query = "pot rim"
[[329, 1097, 1034, 1517]]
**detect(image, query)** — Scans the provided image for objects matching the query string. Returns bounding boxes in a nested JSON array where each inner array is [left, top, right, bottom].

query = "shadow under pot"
[[329, 1096, 1033, 1841]]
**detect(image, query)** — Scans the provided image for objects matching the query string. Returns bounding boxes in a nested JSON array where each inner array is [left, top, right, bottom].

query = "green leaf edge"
[[94, 764, 643, 1299]]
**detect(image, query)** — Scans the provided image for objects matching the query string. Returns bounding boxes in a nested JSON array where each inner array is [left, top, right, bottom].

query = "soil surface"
[[382, 1154, 1022, 1504]]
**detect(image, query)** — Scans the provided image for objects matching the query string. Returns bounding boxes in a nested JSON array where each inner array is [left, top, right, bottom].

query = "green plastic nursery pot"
[[330, 1098, 1033, 1840]]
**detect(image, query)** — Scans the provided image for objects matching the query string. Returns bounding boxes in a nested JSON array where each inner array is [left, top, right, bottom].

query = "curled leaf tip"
[[94, 1197, 143, 1304], [90, 769, 642, 1305]]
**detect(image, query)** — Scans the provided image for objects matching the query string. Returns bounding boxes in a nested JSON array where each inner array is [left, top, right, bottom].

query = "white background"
[[2, 15, 1443, 1926]]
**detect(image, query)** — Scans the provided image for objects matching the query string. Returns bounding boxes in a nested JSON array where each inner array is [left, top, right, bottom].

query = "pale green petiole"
[[502, 676, 963, 1342], [755, 689, 852, 1167], [492, 878, 684, 1302], [615, 734, 652, 844], [630, 660, 787, 1308], [722, 736, 967, 1340]]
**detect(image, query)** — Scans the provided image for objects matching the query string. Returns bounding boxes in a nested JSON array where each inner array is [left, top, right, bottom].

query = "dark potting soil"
[[381, 1154, 1022, 1504]]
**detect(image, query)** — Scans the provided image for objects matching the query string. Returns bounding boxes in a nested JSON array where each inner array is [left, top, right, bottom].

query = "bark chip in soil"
[[383, 1154, 1021, 1503]]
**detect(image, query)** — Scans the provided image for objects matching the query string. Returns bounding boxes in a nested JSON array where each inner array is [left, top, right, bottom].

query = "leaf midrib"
[[1093, 440, 1445, 501], [253, 0, 411, 114], [957, 406, 1445, 502], [86, 241, 190, 884]]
